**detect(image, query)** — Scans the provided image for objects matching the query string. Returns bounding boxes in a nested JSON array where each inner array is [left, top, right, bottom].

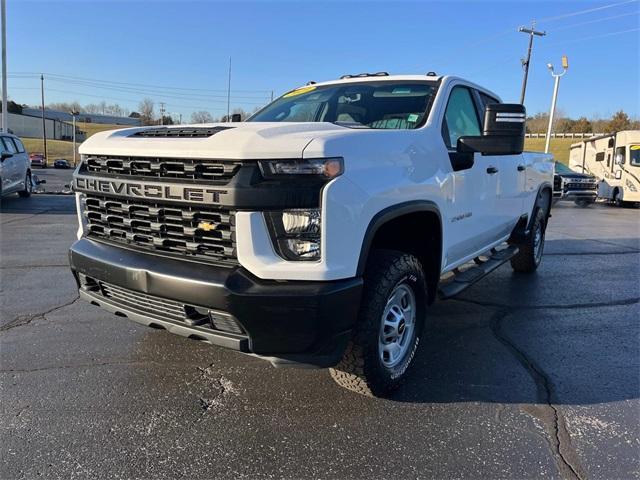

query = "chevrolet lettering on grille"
[[75, 176, 227, 204]]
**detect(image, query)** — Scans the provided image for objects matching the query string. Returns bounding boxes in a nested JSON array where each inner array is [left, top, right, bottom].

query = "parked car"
[[553, 161, 598, 207], [54, 159, 72, 169], [69, 73, 553, 397], [29, 153, 46, 168], [1, 134, 33, 198]]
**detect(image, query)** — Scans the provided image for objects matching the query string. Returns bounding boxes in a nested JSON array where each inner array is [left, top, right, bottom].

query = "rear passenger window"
[[442, 87, 481, 149], [1, 137, 18, 153], [12, 138, 26, 153]]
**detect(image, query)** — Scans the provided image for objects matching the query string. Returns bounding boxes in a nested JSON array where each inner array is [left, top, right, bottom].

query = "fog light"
[[209, 311, 244, 335], [266, 209, 322, 261]]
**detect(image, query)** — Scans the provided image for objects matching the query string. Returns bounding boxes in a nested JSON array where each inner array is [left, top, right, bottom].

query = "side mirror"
[[231, 113, 242, 122], [457, 103, 526, 156], [614, 153, 625, 165], [1, 151, 13, 161]]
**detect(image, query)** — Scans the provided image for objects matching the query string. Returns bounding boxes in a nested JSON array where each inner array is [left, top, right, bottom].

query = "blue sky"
[[5, 0, 640, 121]]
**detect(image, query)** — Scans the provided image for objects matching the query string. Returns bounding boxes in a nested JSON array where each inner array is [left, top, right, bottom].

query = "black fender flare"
[[356, 200, 442, 276], [527, 182, 553, 233]]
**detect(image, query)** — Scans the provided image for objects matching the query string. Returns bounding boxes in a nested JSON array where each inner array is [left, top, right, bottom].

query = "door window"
[[1, 137, 18, 154], [442, 87, 481, 149], [12, 138, 26, 153]]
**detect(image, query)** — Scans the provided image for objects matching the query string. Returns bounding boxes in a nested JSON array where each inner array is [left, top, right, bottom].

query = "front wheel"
[[511, 209, 546, 273], [18, 172, 32, 198], [330, 250, 427, 397]]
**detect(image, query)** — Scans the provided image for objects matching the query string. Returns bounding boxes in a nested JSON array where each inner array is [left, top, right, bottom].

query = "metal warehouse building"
[[6, 112, 76, 140]]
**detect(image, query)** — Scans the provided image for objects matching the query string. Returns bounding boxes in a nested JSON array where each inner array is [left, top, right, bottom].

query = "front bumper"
[[69, 238, 362, 367], [561, 189, 598, 201]]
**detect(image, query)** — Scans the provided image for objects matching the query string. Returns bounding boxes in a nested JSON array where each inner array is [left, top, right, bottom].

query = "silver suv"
[[0, 134, 33, 198]]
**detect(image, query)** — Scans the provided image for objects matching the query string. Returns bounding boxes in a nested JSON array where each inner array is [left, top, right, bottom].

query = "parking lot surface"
[[1, 195, 639, 479]]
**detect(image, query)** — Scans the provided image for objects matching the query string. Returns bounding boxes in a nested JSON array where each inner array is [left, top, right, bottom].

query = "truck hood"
[[78, 122, 354, 159]]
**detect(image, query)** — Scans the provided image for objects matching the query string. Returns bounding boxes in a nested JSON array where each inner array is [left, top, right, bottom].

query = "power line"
[[7, 74, 271, 101], [550, 10, 639, 32], [8, 71, 272, 94], [543, 27, 639, 46], [536, 0, 638, 24], [40, 87, 267, 112]]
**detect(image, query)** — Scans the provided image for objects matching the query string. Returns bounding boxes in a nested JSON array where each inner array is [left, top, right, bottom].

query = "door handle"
[[517, 165, 526, 171], [486, 166, 499, 174]]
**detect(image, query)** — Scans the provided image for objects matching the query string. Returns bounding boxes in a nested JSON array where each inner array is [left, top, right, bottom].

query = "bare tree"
[[191, 110, 214, 123], [139, 98, 155, 126]]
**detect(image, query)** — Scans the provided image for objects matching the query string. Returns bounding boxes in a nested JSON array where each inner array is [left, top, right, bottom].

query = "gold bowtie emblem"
[[198, 221, 217, 231]]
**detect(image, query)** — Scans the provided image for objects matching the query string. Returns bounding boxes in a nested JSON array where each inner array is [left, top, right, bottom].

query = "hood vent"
[[130, 126, 234, 138]]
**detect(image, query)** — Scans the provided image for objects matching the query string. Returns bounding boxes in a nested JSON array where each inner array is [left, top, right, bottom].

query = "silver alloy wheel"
[[26, 173, 32, 193], [378, 283, 416, 368], [533, 222, 544, 264]]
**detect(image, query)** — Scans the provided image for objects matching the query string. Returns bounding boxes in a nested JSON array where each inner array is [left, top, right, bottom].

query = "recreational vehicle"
[[569, 130, 640, 205]]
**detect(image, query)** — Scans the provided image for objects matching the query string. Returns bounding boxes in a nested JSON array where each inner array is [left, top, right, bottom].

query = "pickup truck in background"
[[553, 161, 598, 207], [69, 73, 554, 397]]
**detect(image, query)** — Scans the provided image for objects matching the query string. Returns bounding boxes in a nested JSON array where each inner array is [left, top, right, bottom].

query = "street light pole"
[[544, 56, 569, 154]]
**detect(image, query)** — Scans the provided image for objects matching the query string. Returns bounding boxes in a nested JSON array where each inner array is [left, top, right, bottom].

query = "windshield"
[[554, 162, 575, 174], [630, 145, 640, 167], [248, 81, 437, 129]]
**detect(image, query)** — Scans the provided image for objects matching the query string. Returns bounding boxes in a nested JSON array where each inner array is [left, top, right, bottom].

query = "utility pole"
[[1, 0, 7, 133], [178, 113, 182, 125], [544, 56, 569, 154], [159, 102, 165, 125], [226, 57, 231, 122], [40, 74, 48, 165], [270, 90, 274, 102], [71, 110, 78, 166], [518, 22, 546, 105]]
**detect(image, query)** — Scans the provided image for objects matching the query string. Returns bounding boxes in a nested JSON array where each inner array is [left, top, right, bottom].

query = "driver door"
[[441, 86, 501, 268]]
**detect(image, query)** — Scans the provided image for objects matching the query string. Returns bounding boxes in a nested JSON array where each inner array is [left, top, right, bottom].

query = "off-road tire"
[[511, 208, 546, 273], [18, 172, 32, 198], [330, 250, 427, 397]]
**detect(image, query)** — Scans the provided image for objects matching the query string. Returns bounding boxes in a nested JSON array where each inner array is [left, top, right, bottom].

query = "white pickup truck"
[[69, 73, 553, 396]]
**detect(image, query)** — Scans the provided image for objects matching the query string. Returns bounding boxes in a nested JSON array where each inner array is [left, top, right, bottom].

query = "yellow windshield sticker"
[[630, 145, 640, 150], [283, 86, 316, 98]]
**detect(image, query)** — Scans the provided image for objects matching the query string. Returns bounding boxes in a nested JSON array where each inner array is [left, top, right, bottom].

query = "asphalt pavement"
[[1, 195, 639, 479]]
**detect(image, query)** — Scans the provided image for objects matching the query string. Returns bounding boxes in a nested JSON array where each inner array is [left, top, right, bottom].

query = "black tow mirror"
[[231, 113, 242, 122], [1, 151, 13, 161], [458, 103, 526, 156]]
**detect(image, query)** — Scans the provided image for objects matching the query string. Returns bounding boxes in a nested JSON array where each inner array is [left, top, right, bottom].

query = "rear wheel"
[[511, 209, 546, 273], [18, 172, 32, 198], [330, 250, 427, 397]]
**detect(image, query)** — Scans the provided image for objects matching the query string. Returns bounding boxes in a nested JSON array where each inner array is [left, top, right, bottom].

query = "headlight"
[[266, 208, 322, 261], [259, 158, 343, 179]]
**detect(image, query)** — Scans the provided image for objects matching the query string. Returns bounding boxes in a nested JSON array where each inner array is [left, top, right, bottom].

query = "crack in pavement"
[[490, 309, 586, 480], [455, 296, 640, 311], [544, 250, 640, 256], [0, 264, 70, 270], [0, 359, 167, 374], [0, 295, 80, 332], [0, 208, 54, 225]]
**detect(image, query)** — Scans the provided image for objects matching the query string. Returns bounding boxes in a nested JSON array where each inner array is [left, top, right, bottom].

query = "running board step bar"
[[438, 245, 519, 299]]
